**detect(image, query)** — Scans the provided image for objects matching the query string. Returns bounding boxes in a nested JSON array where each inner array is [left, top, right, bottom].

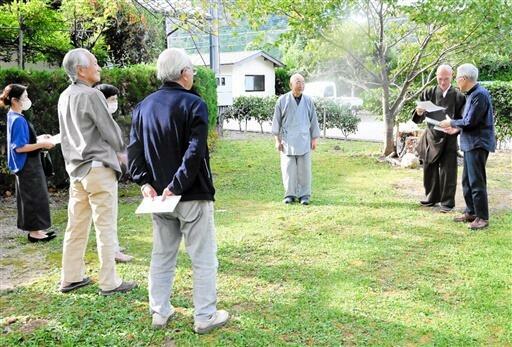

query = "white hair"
[[436, 64, 453, 75], [290, 73, 304, 83], [457, 63, 479, 82], [62, 48, 92, 82], [157, 48, 192, 82]]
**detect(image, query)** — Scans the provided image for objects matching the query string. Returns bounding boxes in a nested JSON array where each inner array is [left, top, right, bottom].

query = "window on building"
[[216, 77, 227, 86], [245, 75, 265, 92]]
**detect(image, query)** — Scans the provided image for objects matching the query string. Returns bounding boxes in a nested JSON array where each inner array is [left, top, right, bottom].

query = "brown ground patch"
[[392, 151, 511, 213]]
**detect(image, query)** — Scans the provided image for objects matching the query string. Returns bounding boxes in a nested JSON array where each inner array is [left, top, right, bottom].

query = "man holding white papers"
[[412, 64, 466, 212], [128, 48, 228, 333]]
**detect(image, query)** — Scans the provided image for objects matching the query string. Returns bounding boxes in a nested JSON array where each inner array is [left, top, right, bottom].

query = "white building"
[[190, 50, 284, 106]]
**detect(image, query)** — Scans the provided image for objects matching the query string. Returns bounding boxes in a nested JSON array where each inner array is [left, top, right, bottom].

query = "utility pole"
[[209, 0, 220, 74], [18, 13, 24, 69]]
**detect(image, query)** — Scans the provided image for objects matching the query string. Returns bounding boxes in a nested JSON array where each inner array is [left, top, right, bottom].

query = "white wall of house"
[[232, 56, 276, 98]]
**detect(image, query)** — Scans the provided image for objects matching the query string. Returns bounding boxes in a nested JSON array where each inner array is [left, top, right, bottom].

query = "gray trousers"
[[150, 200, 218, 322], [280, 151, 311, 198]]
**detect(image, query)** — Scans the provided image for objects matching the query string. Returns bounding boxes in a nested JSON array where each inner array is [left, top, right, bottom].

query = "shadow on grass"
[[221, 240, 481, 345]]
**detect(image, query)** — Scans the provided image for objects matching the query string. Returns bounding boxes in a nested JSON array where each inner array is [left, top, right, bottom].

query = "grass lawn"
[[1, 135, 511, 346]]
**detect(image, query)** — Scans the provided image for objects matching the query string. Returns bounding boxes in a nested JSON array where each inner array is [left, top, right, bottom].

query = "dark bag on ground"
[[40, 151, 54, 177]]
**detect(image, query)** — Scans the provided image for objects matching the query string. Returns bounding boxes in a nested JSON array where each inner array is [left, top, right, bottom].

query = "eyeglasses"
[[181, 66, 197, 76]]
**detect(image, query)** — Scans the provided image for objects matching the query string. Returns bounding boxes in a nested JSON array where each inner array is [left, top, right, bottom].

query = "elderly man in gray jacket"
[[272, 73, 321, 205], [58, 48, 136, 295]]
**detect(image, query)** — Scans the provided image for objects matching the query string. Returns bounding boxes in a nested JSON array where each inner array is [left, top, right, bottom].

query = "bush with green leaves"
[[315, 97, 360, 140], [0, 65, 217, 189], [224, 95, 277, 133], [481, 81, 512, 147], [275, 67, 291, 95]]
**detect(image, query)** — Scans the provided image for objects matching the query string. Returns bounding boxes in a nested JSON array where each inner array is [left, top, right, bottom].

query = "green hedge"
[[0, 65, 218, 189], [481, 81, 512, 145]]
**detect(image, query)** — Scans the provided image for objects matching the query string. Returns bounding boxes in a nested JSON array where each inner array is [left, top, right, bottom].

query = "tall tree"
[[228, 0, 512, 155], [0, 0, 70, 66]]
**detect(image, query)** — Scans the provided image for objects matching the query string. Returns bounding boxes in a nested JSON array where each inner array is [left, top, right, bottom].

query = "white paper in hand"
[[416, 100, 446, 113], [50, 133, 61, 145], [135, 195, 182, 214]]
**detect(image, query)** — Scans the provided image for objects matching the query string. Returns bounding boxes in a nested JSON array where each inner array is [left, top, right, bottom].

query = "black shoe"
[[299, 196, 310, 205], [45, 231, 56, 236], [28, 234, 56, 243], [419, 200, 436, 207], [60, 277, 92, 293], [283, 196, 295, 204]]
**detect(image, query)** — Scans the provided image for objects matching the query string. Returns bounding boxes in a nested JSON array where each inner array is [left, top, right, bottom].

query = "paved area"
[[223, 111, 384, 142]]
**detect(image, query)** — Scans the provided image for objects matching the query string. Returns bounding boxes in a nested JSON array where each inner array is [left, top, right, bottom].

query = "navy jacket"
[[451, 84, 496, 152], [127, 82, 215, 201]]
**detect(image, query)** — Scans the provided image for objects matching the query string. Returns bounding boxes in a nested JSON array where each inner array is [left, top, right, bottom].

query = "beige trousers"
[[61, 167, 122, 291]]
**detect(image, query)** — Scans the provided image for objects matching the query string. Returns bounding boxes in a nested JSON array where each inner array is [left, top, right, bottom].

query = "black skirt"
[[15, 154, 51, 231]]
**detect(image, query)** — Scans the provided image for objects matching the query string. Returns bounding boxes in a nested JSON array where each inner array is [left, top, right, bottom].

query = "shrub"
[[479, 57, 512, 81], [481, 81, 512, 147], [0, 65, 218, 189], [225, 96, 277, 133], [315, 97, 360, 140], [275, 67, 291, 95]]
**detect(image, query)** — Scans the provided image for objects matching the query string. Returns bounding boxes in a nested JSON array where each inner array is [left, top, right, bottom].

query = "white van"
[[304, 81, 363, 110]]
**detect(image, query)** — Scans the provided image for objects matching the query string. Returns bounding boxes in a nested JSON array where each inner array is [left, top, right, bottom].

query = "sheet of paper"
[[50, 133, 61, 145], [135, 195, 182, 214], [416, 100, 446, 113]]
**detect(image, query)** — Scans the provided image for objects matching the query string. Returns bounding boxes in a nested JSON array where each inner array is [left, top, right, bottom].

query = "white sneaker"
[[194, 310, 230, 334], [152, 307, 176, 329], [115, 251, 133, 263]]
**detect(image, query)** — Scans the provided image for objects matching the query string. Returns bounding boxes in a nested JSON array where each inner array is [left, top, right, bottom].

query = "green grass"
[[1, 137, 511, 346]]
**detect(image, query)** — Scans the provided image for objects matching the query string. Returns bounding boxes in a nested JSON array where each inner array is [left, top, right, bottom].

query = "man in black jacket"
[[128, 48, 229, 333], [412, 64, 466, 212]]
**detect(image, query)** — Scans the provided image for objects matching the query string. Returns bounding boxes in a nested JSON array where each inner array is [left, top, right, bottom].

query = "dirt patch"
[[392, 151, 512, 213], [0, 191, 68, 291]]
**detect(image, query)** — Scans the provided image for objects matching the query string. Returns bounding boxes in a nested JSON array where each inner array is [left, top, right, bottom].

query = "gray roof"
[[190, 50, 284, 67]]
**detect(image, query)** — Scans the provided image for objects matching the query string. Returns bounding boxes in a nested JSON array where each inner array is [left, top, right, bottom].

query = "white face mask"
[[21, 98, 32, 111], [108, 101, 118, 114]]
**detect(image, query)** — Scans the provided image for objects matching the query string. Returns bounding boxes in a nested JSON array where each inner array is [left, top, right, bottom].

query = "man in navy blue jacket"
[[127, 48, 229, 333], [440, 63, 496, 230]]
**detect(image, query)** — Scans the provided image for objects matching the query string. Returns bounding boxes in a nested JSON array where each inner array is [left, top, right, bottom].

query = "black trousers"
[[423, 136, 458, 208], [462, 148, 489, 220]]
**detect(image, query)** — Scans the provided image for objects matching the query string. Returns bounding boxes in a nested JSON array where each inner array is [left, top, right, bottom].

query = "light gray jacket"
[[272, 92, 320, 156], [58, 81, 124, 181]]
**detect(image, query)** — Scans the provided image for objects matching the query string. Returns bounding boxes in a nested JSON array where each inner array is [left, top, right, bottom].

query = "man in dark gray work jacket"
[[440, 63, 496, 230]]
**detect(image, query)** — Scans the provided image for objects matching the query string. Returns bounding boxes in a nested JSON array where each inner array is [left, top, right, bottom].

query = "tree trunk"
[[259, 122, 264, 133], [383, 109, 395, 155]]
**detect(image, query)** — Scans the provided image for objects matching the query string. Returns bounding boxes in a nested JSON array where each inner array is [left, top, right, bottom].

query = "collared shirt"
[[451, 83, 496, 152], [58, 80, 124, 181], [6, 111, 29, 173]]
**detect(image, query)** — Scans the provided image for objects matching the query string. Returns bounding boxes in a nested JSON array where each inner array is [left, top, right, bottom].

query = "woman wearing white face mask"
[[95, 83, 134, 263], [1, 84, 56, 242]]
